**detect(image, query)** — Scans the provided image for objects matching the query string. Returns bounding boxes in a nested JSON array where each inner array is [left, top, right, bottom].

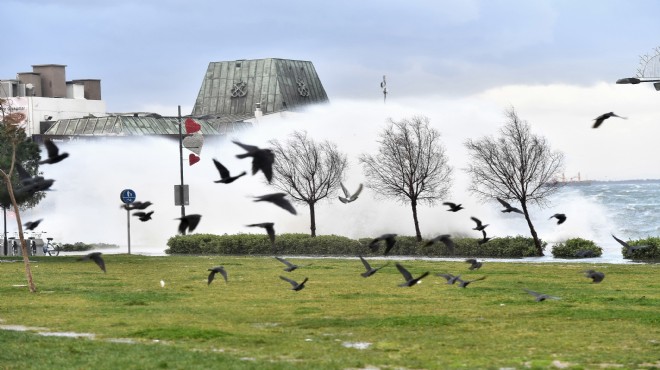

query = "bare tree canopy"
[[464, 107, 565, 255], [359, 115, 452, 241], [269, 130, 348, 237]]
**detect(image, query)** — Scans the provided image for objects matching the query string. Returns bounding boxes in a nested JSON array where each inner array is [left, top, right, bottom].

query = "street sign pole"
[[120, 189, 136, 255]]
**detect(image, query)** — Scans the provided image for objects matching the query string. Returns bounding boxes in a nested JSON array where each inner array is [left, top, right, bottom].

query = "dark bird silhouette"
[[24, 219, 43, 231], [523, 289, 561, 302], [592, 112, 626, 128], [549, 213, 567, 225], [15, 163, 43, 186], [133, 211, 154, 222], [122, 201, 153, 211], [233, 141, 275, 183], [424, 234, 455, 254], [369, 233, 398, 256], [78, 252, 106, 273], [176, 214, 202, 234], [465, 258, 483, 270], [38, 139, 69, 164], [358, 256, 389, 277], [611, 234, 649, 256], [14, 173, 54, 196], [583, 270, 605, 283], [470, 216, 489, 231], [436, 273, 461, 285], [275, 256, 301, 272], [575, 249, 596, 258], [213, 158, 246, 184], [339, 183, 363, 204], [280, 275, 308, 291], [496, 197, 523, 214], [395, 263, 429, 287], [247, 222, 275, 245], [253, 193, 297, 215], [207, 266, 228, 285], [478, 230, 492, 245], [456, 276, 486, 288], [443, 202, 464, 212]]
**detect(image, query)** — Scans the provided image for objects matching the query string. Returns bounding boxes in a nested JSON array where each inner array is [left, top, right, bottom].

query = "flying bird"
[[133, 211, 154, 222], [279, 275, 308, 291], [253, 193, 297, 215], [247, 222, 275, 245], [176, 214, 202, 234], [207, 266, 228, 285], [122, 201, 153, 211], [24, 219, 43, 231], [436, 273, 462, 285], [78, 252, 106, 273], [592, 112, 626, 129], [395, 263, 430, 287], [470, 217, 489, 231], [38, 139, 69, 164], [456, 276, 486, 288], [443, 202, 464, 212], [549, 213, 567, 225], [358, 256, 389, 277], [369, 233, 398, 256], [523, 289, 561, 302], [275, 256, 300, 272], [339, 183, 363, 204], [213, 158, 246, 184], [424, 234, 455, 254], [465, 258, 483, 270], [233, 141, 275, 183], [583, 270, 605, 283], [496, 197, 523, 214], [478, 230, 492, 245], [611, 234, 649, 256]]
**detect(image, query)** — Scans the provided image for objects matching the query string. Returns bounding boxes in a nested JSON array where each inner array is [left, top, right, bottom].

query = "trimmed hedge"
[[551, 238, 603, 258], [621, 236, 660, 260], [166, 233, 542, 258]]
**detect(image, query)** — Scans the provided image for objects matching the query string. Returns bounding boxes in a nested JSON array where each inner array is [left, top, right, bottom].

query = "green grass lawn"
[[0, 255, 658, 369]]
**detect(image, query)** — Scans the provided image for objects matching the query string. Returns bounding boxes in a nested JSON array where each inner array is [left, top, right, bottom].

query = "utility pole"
[[177, 106, 186, 234]]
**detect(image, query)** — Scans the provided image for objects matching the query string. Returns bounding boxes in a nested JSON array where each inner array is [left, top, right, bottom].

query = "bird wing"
[[133, 212, 146, 217], [395, 263, 413, 282], [272, 196, 297, 215], [207, 271, 216, 285], [593, 116, 605, 128], [265, 224, 276, 244], [496, 197, 511, 208], [276, 256, 294, 268], [349, 183, 364, 201], [213, 159, 231, 179], [611, 234, 629, 248], [436, 273, 454, 281], [523, 289, 541, 297], [218, 268, 228, 282], [465, 258, 477, 264], [279, 275, 298, 287], [232, 140, 259, 153], [359, 256, 372, 271], [471, 217, 482, 227], [91, 253, 106, 272], [443, 202, 456, 208], [186, 215, 201, 232], [340, 182, 351, 198], [177, 218, 189, 234], [338, 196, 349, 203], [44, 139, 60, 158], [15, 163, 32, 182]]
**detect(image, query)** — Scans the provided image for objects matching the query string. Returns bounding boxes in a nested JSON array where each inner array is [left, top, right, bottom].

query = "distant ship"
[[551, 172, 592, 186]]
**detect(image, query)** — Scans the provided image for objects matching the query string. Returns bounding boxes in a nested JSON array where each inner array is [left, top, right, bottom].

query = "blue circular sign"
[[120, 189, 136, 204]]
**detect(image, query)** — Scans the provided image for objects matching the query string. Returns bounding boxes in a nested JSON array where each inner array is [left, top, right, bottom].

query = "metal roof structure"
[[41, 114, 252, 139], [192, 58, 328, 117]]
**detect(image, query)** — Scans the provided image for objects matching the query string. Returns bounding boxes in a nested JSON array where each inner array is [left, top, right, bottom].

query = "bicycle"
[[42, 237, 62, 256]]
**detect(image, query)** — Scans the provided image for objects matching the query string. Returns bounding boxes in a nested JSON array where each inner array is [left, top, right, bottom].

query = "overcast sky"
[[4, 0, 660, 180]]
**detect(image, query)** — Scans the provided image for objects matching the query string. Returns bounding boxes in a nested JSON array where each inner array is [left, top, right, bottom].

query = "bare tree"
[[359, 116, 452, 242], [0, 98, 37, 292], [464, 107, 564, 255], [269, 131, 347, 237]]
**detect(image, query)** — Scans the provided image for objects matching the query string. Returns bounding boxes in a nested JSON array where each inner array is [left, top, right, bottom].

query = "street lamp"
[[616, 77, 660, 90]]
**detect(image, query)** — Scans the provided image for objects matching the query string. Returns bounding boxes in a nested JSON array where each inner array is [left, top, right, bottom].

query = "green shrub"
[[167, 233, 541, 257], [551, 238, 603, 258], [621, 236, 660, 260], [60, 242, 93, 252]]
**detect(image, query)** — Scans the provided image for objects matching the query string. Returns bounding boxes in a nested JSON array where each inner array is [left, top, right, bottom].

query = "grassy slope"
[[0, 255, 658, 369]]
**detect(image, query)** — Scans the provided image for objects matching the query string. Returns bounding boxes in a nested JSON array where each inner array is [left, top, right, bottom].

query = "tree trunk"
[[3, 179, 36, 292], [410, 198, 422, 242], [308, 202, 316, 237], [520, 201, 544, 256]]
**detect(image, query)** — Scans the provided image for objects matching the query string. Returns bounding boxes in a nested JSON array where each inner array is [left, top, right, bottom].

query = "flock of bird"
[[9, 112, 637, 296]]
